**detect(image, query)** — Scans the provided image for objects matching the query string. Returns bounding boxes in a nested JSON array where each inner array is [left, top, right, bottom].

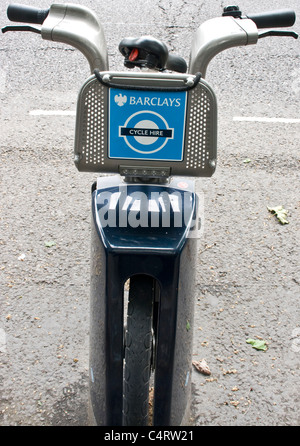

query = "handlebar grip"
[[247, 9, 296, 29], [7, 4, 49, 24]]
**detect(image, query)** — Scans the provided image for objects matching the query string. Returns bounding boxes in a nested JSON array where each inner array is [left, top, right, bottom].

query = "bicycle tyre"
[[123, 274, 154, 426]]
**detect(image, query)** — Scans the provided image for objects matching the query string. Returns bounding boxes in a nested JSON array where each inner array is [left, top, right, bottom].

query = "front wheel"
[[123, 274, 155, 426]]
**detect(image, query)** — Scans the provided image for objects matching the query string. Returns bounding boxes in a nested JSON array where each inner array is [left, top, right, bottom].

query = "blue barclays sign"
[[108, 88, 187, 161]]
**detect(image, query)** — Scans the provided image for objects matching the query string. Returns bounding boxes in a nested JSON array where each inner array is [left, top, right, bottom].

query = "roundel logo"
[[119, 110, 174, 154]]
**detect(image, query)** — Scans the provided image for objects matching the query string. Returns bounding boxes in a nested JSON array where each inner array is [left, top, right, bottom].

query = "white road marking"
[[29, 110, 76, 116], [233, 116, 300, 124], [28, 110, 300, 124]]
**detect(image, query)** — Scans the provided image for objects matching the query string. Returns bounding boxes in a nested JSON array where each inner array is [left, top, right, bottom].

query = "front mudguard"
[[89, 175, 200, 426]]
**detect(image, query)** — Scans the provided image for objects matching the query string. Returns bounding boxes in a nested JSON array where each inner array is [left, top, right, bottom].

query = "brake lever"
[[258, 30, 298, 39], [2, 25, 41, 34]]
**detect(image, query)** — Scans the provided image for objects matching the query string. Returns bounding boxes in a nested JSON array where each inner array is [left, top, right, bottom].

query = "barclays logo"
[[114, 92, 181, 108], [114, 93, 127, 107]]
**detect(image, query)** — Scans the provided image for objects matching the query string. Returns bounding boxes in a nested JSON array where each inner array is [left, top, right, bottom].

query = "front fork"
[[89, 175, 200, 426]]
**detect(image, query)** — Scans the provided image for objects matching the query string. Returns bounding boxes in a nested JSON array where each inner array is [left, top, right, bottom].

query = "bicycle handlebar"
[[7, 3, 49, 24], [246, 9, 296, 29], [5, 3, 110, 73], [3, 4, 297, 75]]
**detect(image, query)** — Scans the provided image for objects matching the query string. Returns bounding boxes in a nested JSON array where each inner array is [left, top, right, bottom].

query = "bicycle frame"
[[76, 68, 216, 425]]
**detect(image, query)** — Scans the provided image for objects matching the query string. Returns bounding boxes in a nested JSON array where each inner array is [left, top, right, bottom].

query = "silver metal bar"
[[189, 17, 258, 77], [41, 3, 109, 73]]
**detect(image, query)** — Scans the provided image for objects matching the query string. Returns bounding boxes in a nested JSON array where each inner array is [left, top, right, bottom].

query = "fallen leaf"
[[267, 205, 289, 225], [44, 241, 56, 248], [246, 338, 268, 351], [192, 359, 211, 376]]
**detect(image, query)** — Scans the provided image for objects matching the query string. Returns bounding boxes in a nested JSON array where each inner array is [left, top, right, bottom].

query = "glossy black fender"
[[89, 175, 200, 426]]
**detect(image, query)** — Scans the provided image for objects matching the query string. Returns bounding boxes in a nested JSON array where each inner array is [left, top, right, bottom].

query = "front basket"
[[74, 71, 217, 179]]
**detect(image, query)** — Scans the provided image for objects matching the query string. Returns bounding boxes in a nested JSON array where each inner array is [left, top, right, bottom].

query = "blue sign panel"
[[108, 89, 187, 161]]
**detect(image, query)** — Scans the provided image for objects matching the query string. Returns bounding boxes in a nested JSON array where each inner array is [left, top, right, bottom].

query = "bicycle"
[[2, 3, 297, 426]]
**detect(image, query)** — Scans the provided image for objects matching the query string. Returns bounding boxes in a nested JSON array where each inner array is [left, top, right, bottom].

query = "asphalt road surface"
[[0, 0, 299, 426]]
